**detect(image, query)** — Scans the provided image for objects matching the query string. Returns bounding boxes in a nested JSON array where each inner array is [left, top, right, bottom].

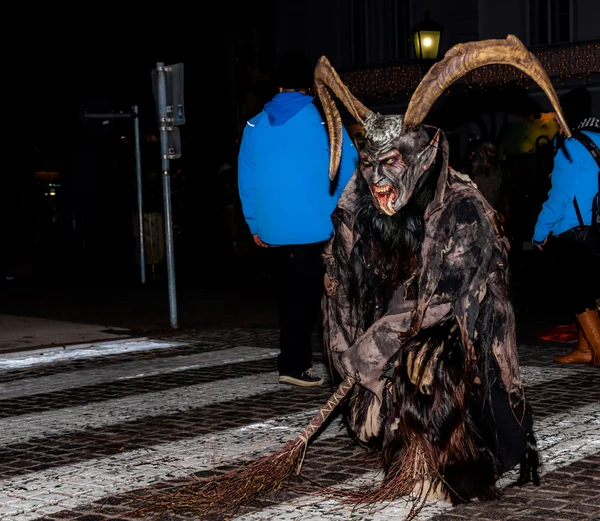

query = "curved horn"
[[404, 34, 571, 138], [315, 55, 373, 179]]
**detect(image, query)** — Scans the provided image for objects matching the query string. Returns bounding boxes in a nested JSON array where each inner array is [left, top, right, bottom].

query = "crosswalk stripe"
[[0, 362, 570, 445], [0, 340, 577, 399], [0, 370, 287, 444], [0, 409, 333, 518], [0, 345, 279, 399], [520, 364, 588, 386], [1, 398, 599, 520], [0, 338, 190, 372]]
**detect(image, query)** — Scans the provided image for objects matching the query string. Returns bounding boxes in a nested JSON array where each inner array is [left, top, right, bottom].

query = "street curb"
[[0, 335, 145, 359]]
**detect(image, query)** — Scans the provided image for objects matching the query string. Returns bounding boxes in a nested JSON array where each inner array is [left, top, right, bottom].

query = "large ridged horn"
[[404, 34, 571, 138], [315, 55, 374, 179]]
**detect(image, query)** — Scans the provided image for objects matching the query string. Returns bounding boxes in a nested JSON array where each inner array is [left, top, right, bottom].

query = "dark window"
[[529, 0, 572, 45], [351, 0, 368, 65], [393, 0, 411, 60], [379, 0, 411, 63], [555, 0, 571, 43]]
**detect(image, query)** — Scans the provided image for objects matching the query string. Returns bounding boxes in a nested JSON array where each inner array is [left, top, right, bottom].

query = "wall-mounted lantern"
[[412, 10, 444, 61]]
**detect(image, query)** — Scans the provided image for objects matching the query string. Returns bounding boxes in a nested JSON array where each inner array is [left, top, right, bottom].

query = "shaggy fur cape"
[[322, 134, 536, 505]]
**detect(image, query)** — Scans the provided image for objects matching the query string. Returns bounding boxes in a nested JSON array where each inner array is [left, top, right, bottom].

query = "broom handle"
[[302, 375, 356, 439], [294, 376, 356, 472]]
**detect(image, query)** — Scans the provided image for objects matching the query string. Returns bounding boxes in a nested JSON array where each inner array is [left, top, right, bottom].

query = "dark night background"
[[0, 2, 597, 333], [0, 5, 252, 285]]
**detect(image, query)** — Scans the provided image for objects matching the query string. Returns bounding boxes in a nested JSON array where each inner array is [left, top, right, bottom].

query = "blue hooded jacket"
[[533, 130, 600, 244], [238, 92, 358, 246]]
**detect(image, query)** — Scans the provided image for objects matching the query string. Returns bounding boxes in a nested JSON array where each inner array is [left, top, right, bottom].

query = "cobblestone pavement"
[[1, 328, 599, 521]]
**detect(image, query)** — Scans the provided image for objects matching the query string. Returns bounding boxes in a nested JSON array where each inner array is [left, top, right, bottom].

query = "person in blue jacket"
[[238, 51, 358, 387], [532, 101, 600, 367], [532, 118, 600, 248]]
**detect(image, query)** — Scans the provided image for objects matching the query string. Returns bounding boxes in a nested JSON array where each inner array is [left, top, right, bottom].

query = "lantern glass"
[[411, 11, 443, 61], [413, 30, 441, 60]]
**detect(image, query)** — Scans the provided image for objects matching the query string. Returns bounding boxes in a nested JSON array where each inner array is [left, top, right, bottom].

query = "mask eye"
[[385, 158, 394, 165], [362, 160, 371, 168]]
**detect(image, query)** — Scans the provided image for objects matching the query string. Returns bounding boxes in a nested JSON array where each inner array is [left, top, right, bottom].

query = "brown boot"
[[577, 308, 600, 367], [553, 329, 592, 364]]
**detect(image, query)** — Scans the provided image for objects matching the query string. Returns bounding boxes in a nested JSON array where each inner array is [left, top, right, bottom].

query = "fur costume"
[[314, 34, 572, 509], [322, 132, 534, 504]]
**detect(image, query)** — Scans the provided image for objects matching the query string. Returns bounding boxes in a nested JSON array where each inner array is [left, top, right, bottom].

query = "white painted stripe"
[[520, 364, 584, 386], [0, 363, 570, 448], [234, 486, 450, 520], [0, 345, 279, 399], [0, 348, 569, 399], [0, 371, 282, 444], [0, 409, 336, 519], [0, 338, 190, 371], [0, 363, 562, 445], [1, 381, 598, 519]]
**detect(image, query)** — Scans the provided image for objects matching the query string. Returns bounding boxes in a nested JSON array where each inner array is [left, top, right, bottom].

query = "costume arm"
[[237, 123, 258, 235], [410, 191, 502, 351], [322, 209, 361, 376], [532, 144, 573, 244]]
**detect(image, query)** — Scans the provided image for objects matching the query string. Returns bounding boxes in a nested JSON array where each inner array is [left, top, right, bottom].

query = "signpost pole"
[[132, 105, 146, 284], [156, 62, 178, 329]]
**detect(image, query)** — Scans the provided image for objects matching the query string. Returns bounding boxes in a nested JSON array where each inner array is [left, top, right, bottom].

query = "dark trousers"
[[275, 241, 327, 377], [543, 233, 600, 318]]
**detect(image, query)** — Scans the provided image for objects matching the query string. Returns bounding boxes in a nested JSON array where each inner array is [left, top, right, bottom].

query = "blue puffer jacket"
[[533, 130, 600, 244], [238, 92, 358, 246]]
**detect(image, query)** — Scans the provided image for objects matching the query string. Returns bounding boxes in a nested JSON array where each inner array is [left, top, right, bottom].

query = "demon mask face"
[[359, 114, 439, 215]]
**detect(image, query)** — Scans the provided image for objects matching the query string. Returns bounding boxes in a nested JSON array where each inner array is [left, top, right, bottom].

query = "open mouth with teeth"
[[371, 183, 399, 215]]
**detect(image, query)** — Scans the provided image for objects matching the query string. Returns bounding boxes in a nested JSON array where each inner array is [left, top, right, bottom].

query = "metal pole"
[[83, 109, 147, 284], [132, 105, 146, 284], [157, 62, 178, 329], [83, 112, 134, 119]]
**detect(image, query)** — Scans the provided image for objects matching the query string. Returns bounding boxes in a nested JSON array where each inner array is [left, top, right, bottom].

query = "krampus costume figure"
[[137, 36, 572, 520], [315, 35, 569, 511]]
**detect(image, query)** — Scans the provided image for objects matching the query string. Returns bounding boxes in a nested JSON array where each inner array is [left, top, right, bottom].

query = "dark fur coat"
[[321, 136, 536, 505]]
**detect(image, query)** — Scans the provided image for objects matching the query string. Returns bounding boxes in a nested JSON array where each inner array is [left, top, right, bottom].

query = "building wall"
[[268, 0, 600, 121], [271, 0, 600, 66], [477, 0, 600, 45], [576, 0, 600, 41], [478, 0, 526, 41], [274, 0, 346, 68]]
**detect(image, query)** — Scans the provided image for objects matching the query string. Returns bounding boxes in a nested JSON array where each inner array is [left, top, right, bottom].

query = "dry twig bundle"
[[319, 437, 443, 521], [128, 376, 356, 518]]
